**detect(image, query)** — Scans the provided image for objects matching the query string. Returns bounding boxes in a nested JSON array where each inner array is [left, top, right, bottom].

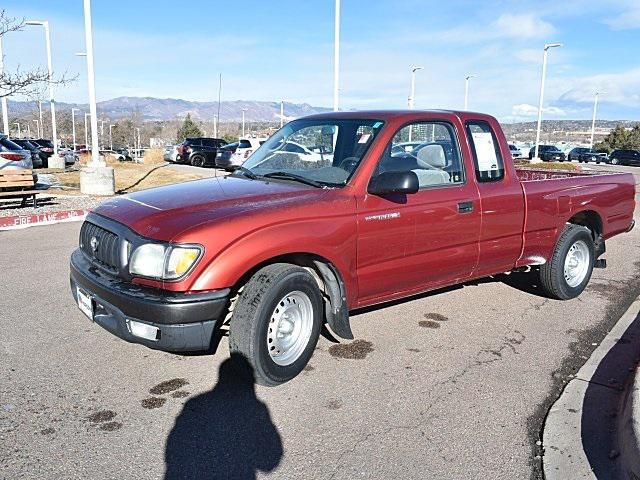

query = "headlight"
[[129, 243, 202, 280]]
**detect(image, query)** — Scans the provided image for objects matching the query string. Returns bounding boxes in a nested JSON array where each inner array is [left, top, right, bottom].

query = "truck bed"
[[514, 166, 636, 267]]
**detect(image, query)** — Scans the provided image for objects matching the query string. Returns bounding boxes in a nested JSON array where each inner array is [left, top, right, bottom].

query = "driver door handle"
[[457, 201, 474, 213]]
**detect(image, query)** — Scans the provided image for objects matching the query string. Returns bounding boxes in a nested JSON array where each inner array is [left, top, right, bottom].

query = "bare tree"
[[0, 10, 75, 99]]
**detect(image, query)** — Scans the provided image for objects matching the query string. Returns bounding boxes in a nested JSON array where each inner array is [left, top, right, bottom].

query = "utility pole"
[[13, 122, 21, 138], [38, 101, 43, 138], [84, 113, 90, 148], [408, 66, 423, 109], [333, 0, 340, 111], [33, 120, 40, 139], [0, 37, 9, 135], [109, 124, 115, 151], [464, 74, 476, 110], [280, 100, 284, 128], [241, 109, 247, 138], [590, 91, 606, 149], [534, 43, 563, 163], [71, 108, 79, 151]]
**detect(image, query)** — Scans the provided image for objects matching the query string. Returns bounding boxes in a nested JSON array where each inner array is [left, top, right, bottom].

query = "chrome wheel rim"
[[564, 240, 590, 288], [267, 291, 313, 366]]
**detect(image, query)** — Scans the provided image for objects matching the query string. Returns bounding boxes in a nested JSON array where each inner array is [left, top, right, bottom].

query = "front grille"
[[80, 221, 120, 272]]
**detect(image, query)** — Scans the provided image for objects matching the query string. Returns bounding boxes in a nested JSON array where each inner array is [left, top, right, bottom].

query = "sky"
[[2, 0, 640, 122]]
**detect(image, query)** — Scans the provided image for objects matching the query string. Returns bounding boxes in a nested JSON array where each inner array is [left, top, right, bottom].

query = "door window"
[[375, 121, 464, 188], [466, 121, 505, 182]]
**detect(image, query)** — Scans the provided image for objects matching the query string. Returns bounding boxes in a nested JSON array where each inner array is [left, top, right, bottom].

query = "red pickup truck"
[[70, 110, 636, 385]]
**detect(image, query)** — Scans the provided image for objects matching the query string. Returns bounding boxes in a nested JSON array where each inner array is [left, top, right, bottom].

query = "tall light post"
[[33, 119, 40, 138], [464, 74, 476, 110], [71, 108, 79, 151], [333, 0, 340, 111], [533, 43, 563, 162], [109, 124, 115, 151], [13, 122, 21, 138], [590, 91, 606, 149], [84, 113, 90, 148], [38, 101, 43, 137], [241, 109, 247, 138], [25, 20, 60, 164], [0, 36, 9, 135], [408, 66, 423, 109], [280, 100, 284, 128], [79, 0, 114, 195]]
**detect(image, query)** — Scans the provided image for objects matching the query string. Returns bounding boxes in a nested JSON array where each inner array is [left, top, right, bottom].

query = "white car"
[[508, 144, 522, 158], [228, 138, 267, 166], [0, 135, 33, 172], [163, 145, 179, 162]]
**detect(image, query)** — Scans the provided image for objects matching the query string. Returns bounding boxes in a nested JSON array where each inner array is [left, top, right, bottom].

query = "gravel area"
[[0, 194, 108, 217]]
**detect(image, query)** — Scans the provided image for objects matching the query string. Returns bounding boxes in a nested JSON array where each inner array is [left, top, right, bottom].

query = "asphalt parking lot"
[[1, 165, 639, 480]]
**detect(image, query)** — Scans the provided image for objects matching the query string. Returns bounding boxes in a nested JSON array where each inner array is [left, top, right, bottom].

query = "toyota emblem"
[[90, 236, 99, 252]]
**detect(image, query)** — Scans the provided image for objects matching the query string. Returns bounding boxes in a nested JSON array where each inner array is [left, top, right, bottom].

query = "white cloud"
[[493, 13, 556, 39], [511, 103, 567, 117], [604, 1, 640, 30], [557, 68, 640, 107]]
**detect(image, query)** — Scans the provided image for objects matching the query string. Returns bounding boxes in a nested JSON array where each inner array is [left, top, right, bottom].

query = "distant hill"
[[7, 97, 331, 122]]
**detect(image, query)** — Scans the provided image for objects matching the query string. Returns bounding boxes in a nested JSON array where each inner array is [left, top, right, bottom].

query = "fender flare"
[[313, 260, 354, 340]]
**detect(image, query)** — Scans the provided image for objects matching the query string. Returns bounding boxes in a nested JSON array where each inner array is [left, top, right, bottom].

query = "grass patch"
[[515, 160, 580, 171], [46, 148, 210, 195]]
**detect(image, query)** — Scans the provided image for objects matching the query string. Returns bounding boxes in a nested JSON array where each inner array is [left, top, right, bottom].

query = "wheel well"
[[568, 210, 602, 240]]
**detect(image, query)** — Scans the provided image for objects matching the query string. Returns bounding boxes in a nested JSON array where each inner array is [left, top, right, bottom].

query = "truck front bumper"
[[70, 249, 230, 352]]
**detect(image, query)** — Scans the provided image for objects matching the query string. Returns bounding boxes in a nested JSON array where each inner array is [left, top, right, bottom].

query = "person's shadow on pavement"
[[164, 354, 283, 480]]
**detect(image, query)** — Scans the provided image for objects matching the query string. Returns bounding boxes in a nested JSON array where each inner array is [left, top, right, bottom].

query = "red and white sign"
[[0, 209, 90, 231]]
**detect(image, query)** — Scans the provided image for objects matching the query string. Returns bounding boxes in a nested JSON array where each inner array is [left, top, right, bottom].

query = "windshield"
[[240, 118, 384, 186]]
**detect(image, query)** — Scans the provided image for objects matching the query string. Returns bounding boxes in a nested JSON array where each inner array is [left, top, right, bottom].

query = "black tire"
[[190, 155, 205, 167], [229, 263, 323, 386], [539, 224, 594, 300], [611, 157, 619, 165]]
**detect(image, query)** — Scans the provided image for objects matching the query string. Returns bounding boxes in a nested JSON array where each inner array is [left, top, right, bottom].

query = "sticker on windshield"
[[358, 134, 371, 144]]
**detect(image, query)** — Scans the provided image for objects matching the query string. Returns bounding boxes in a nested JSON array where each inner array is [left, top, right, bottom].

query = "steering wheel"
[[338, 156, 359, 172]]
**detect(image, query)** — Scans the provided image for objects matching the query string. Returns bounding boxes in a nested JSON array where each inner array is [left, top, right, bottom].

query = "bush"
[[143, 148, 165, 165]]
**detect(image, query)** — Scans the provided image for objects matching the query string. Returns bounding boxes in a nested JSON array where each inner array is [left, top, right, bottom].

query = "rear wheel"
[[611, 157, 620, 165], [190, 155, 205, 167], [229, 263, 323, 386], [539, 224, 594, 300]]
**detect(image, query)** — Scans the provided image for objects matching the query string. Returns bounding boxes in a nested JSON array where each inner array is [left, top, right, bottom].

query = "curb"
[[0, 209, 90, 231], [619, 358, 640, 477], [542, 297, 640, 479]]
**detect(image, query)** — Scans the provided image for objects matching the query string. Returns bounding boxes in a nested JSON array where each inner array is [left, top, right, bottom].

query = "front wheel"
[[229, 263, 323, 386], [539, 224, 594, 300], [190, 155, 205, 167], [611, 158, 619, 165]]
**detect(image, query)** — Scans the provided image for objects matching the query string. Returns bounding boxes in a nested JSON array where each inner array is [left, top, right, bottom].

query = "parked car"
[[70, 110, 636, 386], [57, 147, 78, 166], [214, 142, 239, 170], [11, 139, 44, 168], [567, 147, 608, 164], [176, 138, 227, 167], [528, 145, 566, 162], [0, 135, 33, 175], [609, 149, 640, 166], [227, 138, 266, 167], [163, 145, 179, 163], [508, 144, 522, 158], [30, 139, 55, 167]]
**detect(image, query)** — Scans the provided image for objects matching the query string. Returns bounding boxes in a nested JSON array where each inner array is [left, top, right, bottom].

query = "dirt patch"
[[407, 348, 421, 353], [326, 399, 343, 410], [303, 364, 315, 372], [328, 340, 374, 359], [87, 410, 116, 423], [170, 391, 190, 399], [99, 422, 122, 432], [424, 313, 448, 322], [40, 427, 55, 435], [141, 397, 167, 409], [418, 320, 441, 329], [587, 283, 612, 298], [150, 378, 189, 395]]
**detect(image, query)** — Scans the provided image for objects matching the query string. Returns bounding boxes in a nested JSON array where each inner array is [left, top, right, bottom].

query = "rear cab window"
[[466, 121, 504, 182]]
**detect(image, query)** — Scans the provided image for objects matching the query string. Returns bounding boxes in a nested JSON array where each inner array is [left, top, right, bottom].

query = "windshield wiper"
[[262, 171, 324, 188], [233, 166, 258, 180]]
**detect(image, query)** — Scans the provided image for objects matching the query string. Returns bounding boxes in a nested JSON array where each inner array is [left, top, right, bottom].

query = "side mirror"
[[368, 171, 419, 195]]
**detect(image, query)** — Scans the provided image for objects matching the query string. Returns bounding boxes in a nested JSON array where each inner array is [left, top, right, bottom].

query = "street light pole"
[[71, 108, 79, 151], [333, 0, 340, 111], [109, 124, 114, 151], [84, 113, 90, 148], [241, 109, 246, 138], [534, 43, 563, 162], [26, 20, 59, 161], [33, 120, 40, 138], [280, 100, 284, 128], [464, 74, 476, 110], [0, 37, 9, 135], [38, 101, 43, 137], [13, 122, 21, 138], [408, 66, 423, 109], [590, 91, 606, 149]]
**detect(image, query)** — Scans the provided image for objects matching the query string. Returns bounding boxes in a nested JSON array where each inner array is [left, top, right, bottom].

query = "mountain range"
[[7, 97, 331, 122]]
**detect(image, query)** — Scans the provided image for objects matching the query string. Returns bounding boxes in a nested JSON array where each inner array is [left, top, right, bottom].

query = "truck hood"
[[93, 176, 329, 241]]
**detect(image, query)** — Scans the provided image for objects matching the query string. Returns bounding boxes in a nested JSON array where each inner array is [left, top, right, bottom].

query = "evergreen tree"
[[176, 114, 203, 142]]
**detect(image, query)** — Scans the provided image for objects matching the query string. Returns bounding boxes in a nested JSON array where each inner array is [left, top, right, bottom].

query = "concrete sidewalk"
[[543, 298, 640, 479]]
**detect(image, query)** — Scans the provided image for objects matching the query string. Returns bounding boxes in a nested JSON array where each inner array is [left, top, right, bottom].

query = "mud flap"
[[313, 261, 354, 340]]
